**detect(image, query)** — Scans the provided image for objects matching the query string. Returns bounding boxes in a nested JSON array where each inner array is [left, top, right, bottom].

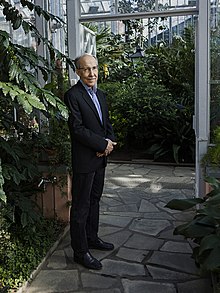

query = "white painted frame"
[[66, 0, 210, 197]]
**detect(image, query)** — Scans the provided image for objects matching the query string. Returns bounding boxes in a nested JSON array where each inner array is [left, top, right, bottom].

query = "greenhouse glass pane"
[[158, 0, 196, 10], [81, 0, 111, 15], [80, 0, 196, 16]]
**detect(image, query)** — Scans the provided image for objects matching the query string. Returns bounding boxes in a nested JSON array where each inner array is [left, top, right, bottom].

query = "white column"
[[35, 0, 50, 133], [66, 0, 81, 85], [35, 0, 49, 86], [194, 0, 210, 197]]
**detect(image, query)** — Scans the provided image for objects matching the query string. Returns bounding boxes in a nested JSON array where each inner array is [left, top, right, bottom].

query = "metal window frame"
[[66, 0, 210, 197]]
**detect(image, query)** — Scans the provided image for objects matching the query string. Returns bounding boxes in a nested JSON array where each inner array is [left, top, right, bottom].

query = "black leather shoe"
[[74, 252, 102, 270], [88, 238, 114, 251]]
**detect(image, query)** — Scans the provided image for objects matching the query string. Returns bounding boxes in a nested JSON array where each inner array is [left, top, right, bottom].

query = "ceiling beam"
[[79, 8, 198, 23]]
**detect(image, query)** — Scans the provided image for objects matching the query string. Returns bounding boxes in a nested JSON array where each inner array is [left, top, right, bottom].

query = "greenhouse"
[[0, 0, 220, 292], [1, 0, 217, 194]]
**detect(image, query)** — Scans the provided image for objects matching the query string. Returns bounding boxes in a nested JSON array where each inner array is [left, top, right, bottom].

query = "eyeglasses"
[[78, 66, 98, 73]]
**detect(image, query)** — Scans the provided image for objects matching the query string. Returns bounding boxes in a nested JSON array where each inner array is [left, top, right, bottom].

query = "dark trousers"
[[70, 167, 105, 254]]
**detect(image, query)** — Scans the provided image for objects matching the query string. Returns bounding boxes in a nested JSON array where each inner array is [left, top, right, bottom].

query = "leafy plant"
[[0, 217, 65, 291], [166, 176, 220, 272], [0, 0, 72, 242], [202, 126, 220, 167], [0, 160, 6, 203], [146, 106, 195, 163], [36, 116, 72, 169], [0, 0, 73, 207], [145, 27, 195, 107], [100, 72, 177, 150], [96, 24, 195, 162]]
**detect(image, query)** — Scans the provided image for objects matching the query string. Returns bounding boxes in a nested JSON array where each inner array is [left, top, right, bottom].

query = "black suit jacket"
[[64, 81, 115, 173]]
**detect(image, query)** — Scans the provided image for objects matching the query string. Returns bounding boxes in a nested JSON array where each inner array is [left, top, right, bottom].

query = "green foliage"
[[202, 126, 220, 167], [0, 0, 69, 292], [98, 82, 129, 148], [0, 30, 69, 119], [166, 177, 220, 272], [145, 27, 195, 106], [0, 160, 6, 203], [97, 25, 195, 163], [36, 116, 72, 169], [0, 6, 71, 280], [100, 72, 178, 150], [0, 216, 65, 291], [146, 107, 195, 163], [0, 134, 43, 230], [0, 0, 73, 208]]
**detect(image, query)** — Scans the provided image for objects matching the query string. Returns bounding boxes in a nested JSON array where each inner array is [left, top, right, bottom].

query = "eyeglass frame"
[[78, 66, 98, 73]]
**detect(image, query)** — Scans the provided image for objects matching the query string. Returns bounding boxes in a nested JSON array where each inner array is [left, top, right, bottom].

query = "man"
[[64, 54, 116, 270]]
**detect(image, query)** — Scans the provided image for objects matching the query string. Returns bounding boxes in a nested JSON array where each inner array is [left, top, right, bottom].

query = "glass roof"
[[81, 0, 112, 15], [80, 0, 197, 16]]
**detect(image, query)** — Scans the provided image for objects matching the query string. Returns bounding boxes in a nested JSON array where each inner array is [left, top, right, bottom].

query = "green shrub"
[[0, 217, 65, 291], [202, 126, 220, 167], [100, 74, 177, 149]]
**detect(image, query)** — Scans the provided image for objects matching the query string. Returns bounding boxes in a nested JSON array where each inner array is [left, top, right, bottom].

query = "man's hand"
[[96, 139, 117, 157], [106, 139, 117, 154]]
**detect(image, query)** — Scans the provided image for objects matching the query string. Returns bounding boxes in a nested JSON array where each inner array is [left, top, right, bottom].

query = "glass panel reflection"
[[80, 0, 197, 17], [158, 0, 197, 10], [81, 0, 111, 15]]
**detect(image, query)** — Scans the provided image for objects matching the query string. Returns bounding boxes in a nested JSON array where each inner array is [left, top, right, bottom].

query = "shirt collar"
[[80, 80, 97, 93]]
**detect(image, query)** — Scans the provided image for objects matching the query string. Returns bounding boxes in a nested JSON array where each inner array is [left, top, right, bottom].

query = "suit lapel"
[[78, 83, 104, 127], [97, 91, 106, 128]]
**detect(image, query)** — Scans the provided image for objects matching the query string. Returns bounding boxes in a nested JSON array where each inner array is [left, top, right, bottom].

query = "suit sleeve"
[[64, 91, 108, 153]]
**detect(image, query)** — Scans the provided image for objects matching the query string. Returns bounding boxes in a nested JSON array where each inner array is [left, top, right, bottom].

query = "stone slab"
[[47, 250, 67, 269], [99, 214, 132, 227], [25, 270, 79, 292], [156, 201, 179, 214], [159, 228, 185, 241], [147, 251, 199, 275], [147, 265, 197, 281], [101, 197, 122, 206], [124, 233, 164, 250], [116, 247, 147, 262], [108, 176, 148, 188], [103, 211, 142, 218], [177, 278, 213, 293], [160, 241, 192, 253], [144, 212, 174, 220], [108, 203, 138, 212], [122, 279, 176, 293], [117, 190, 145, 204], [96, 259, 146, 276], [139, 199, 160, 212], [129, 218, 171, 236], [81, 272, 118, 288], [98, 226, 123, 237], [64, 246, 73, 260]]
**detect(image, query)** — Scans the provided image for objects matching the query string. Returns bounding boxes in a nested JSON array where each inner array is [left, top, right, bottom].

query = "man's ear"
[[76, 69, 80, 77]]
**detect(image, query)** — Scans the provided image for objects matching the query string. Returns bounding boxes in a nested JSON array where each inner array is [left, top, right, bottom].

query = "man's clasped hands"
[[96, 139, 117, 157]]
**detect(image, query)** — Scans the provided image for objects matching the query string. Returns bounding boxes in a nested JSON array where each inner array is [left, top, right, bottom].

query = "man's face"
[[76, 55, 98, 88]]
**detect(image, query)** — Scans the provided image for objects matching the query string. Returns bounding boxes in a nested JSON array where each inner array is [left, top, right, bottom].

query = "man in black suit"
[[64, 54, 116, 270]]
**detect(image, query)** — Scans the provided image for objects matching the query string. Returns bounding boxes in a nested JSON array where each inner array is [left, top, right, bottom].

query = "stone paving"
[[23, 163, 213, 293]]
